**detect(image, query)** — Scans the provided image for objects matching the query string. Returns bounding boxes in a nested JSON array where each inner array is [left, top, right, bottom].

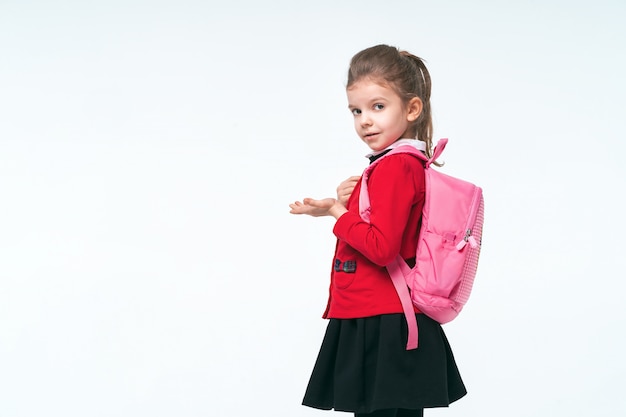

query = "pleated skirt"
[[302, 313, 467, 414]]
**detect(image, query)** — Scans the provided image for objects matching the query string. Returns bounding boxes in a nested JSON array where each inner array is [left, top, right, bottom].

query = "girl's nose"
[[360, 113, 372, 127]]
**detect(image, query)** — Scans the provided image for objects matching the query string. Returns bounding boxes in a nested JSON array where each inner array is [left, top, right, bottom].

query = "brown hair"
[[347, 44, 436, 160]]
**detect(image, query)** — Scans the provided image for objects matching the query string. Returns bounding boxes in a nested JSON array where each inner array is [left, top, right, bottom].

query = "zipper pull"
[[456, 229, 474, 251]]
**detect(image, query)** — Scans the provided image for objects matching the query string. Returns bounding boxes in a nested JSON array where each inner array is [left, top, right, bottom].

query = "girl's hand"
[[336, 176, 361, 206], [289, 198, 347, 219]]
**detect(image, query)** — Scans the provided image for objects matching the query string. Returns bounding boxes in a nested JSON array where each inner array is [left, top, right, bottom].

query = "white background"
[[1, 1, 625, 416]]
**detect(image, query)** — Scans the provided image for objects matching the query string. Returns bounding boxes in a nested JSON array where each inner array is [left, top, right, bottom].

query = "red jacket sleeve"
[[332, 154, 424, 266]]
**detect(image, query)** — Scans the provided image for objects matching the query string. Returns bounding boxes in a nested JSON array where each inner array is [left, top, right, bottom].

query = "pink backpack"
[[359, 139, 484, 350]]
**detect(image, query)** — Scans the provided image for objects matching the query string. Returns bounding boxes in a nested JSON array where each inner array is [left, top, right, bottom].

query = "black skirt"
[[302, 313, 467, 414]]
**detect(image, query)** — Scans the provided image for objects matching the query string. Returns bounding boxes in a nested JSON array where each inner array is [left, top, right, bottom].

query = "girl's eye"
[[373, 103, 384, 110], [351, 108, 361, 116]]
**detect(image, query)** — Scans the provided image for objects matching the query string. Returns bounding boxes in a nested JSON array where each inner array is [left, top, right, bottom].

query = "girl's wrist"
[[329, 200, 348, 219]]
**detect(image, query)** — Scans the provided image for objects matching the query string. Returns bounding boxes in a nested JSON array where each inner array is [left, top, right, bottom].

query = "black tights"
[[355, 409, 423, 417]]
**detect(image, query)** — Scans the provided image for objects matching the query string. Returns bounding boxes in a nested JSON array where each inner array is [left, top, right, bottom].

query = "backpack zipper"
[[456, 187, 483, 251]]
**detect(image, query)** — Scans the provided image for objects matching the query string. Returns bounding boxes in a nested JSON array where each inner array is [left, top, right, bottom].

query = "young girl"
[[289, 45, 467, 417]]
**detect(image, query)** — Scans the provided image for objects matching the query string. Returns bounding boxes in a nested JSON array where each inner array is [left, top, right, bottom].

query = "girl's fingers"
[[289, 200, 309, 213], [303, 198, 320, 206]]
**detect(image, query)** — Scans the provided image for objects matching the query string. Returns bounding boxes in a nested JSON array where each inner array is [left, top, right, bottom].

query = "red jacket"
[[323, 153, 426, 319]]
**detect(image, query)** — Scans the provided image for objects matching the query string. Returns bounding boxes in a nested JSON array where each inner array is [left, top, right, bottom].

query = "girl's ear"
[[406, 97, 423, 122]]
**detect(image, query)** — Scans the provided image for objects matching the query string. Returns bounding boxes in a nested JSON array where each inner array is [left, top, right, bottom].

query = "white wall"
[[1, 1, 625, 416]]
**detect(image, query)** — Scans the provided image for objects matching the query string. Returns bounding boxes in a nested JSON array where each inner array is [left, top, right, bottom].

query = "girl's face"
[[346, 79, 421, 152]]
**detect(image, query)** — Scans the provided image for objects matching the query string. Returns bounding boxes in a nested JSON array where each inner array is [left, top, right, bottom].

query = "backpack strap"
[[357, 138, 449, 350], [387, 258, 420, 349], [359, 140, 439, 222]]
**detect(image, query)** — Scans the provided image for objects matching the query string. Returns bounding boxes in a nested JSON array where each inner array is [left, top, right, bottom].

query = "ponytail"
[[398, 51, 437, 163]]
